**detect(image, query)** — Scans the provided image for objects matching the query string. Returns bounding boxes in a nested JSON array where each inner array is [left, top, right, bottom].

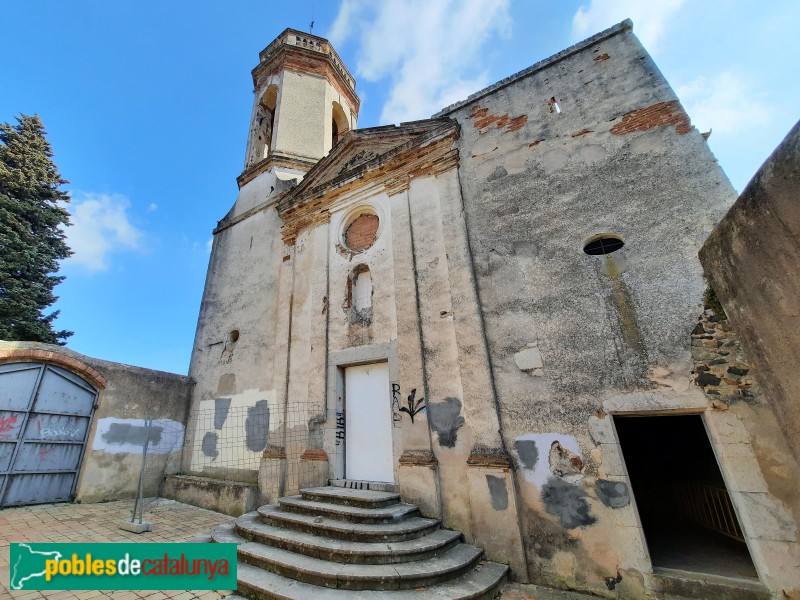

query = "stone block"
[[162, 474, 260, 517], [513, 347, 543, 371], [598, 443, 627, 477], [705, 411, 751, 445], [715, 443, 769, 493], [588, 415, 616, 445], [117, 520, 152, 534], [732, 491, 797, 542]]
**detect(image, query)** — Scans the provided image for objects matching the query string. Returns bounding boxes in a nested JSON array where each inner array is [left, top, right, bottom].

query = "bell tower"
[[236, 29, 360, 207]]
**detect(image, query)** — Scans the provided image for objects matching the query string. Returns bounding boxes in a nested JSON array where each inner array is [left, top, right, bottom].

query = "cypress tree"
[[0, 114, 73, 344]]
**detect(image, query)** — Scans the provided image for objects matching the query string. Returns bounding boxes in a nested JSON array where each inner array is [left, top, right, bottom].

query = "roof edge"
[[433, 19, 633, 117]]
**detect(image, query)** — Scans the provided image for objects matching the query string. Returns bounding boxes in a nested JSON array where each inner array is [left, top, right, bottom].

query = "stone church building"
[[3, 17, 796, 600], [165, 19, 800, 598]]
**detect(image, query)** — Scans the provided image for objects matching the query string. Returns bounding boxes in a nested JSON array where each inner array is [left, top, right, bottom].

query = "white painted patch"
[[189, 388, 280, 472], [92, 418, 184, 455], [515, 432, 582, 488]]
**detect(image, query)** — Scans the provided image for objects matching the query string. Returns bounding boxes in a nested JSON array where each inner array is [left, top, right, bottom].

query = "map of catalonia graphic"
[[10, 544, 63, 590]]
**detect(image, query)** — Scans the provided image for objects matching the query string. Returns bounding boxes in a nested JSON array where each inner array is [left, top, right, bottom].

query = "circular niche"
[[340, 206, 381, 252]]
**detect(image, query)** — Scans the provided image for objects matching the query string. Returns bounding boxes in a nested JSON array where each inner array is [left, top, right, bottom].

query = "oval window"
[[583, 235, 624, 255]]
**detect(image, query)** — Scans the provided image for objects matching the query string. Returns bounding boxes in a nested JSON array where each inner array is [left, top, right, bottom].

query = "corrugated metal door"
[[0, 362, 97, 506]]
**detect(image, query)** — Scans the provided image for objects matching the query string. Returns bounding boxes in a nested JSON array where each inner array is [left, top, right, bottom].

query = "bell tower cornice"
[[252, 29, 360, 115]]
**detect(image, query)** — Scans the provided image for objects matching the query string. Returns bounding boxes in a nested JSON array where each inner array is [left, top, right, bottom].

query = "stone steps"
[[301, 485, 400, 508], [214, 485, 508, 599], [236, 561, 509, 600], [233, 512, 463, 564], [258, 504, 440, 542], [279, 495, 419, 523]]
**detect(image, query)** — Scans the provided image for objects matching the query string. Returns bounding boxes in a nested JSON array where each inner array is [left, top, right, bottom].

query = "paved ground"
[[0, 499, 596, 600], [1, 499, 234, 600]]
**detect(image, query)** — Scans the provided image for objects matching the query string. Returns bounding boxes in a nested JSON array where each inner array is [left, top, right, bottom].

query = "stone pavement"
[[499, 582, 597, 599], [0, 498, 597, 600], [0, 498, 235, 600]]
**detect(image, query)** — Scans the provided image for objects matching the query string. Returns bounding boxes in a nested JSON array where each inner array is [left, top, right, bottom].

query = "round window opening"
[[343, 212, 380, 252], [583, 235, 624, 256]]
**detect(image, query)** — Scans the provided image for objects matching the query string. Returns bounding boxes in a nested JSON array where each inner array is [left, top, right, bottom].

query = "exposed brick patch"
[[399, 450, 438, 466], [571, 128, 593, 138], [344, 213, 379, 251], [610, 100, 693, 136], [593, 53, 610, 62], [300, 449, 329, 461], [529, 139, 543, 148], [468, 106, 528, 133], [0, 348, 107, 389]]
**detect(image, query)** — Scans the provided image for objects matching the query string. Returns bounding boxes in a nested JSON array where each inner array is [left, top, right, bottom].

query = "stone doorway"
[[614, 414, 758, 580]]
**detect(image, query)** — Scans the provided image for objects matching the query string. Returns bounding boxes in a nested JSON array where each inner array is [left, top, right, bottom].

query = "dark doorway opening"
[[614, 414, 758, 580]]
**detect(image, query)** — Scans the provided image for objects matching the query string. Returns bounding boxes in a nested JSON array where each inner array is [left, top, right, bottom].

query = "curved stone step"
[[280, 495, 418, 523], [259, 504, 440, 542], [235, 511, 462, 564], [237, 538, 484, 590], [212, 522, 243, 544], [237, 559, 508, 599], [300, 486, 400, 508]]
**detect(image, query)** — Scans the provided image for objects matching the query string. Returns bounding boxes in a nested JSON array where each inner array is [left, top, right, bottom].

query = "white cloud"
[[63, 192, 144, 272], [206, 237, 213, 253], [147, 202, 158, 212], [677, 71, 770, 136], [328, 0, 511, 124], [571, 0, 686, 53]]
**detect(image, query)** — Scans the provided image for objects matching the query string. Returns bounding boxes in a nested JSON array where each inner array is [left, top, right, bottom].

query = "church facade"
[[178, 22, 800, 598]]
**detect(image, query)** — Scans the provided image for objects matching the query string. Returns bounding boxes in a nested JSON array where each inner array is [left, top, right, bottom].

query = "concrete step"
[[302, 485, 400, 508], [237, 560, 508, 599], [234, 511, 463, 564], [235, 535, 484, 590], [328, 479, 400, 494], [259, 504, 440, 542], [280, 495, 418, 523]]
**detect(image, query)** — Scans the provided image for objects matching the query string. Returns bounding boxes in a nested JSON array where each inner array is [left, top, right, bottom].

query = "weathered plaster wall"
[[185, 204, 286, 482], [274, 70, 328, 160], [439, 21, 749, 595], [699, 120, 800, 462], [0, 341, 192, 503]]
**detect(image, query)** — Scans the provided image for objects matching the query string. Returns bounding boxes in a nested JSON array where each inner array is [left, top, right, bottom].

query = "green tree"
[[0, 114, 73, 344]]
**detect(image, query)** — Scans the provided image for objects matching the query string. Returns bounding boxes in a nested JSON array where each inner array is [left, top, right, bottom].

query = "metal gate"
[[0, 362, 97, 507]]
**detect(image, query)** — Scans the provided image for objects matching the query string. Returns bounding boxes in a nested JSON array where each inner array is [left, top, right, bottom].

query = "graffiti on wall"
[[335, 408, 345, 446], [391, 384, 426, 425]]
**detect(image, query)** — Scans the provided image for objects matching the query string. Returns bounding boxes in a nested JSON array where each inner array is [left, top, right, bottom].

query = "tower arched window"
[[247, 84, 278, 167], [332, 101, 349, 148]]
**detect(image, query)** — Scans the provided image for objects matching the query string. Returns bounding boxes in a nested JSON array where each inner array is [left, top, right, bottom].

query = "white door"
[[344, 362, 393, 482]]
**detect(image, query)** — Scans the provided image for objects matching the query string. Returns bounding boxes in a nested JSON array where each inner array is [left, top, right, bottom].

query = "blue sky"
[[2, 1, 798, 374]]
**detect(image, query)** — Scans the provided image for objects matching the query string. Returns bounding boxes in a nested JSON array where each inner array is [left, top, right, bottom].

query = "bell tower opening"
[[246, 84, 278, 168], [331, 101, 349, 149]]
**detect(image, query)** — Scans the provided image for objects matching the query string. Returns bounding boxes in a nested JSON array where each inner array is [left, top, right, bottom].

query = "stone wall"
[[437, 20, 756, 596], [691, 306, 760, 405], [699, 120, 800, 461], [0, 341, 193, 503]]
